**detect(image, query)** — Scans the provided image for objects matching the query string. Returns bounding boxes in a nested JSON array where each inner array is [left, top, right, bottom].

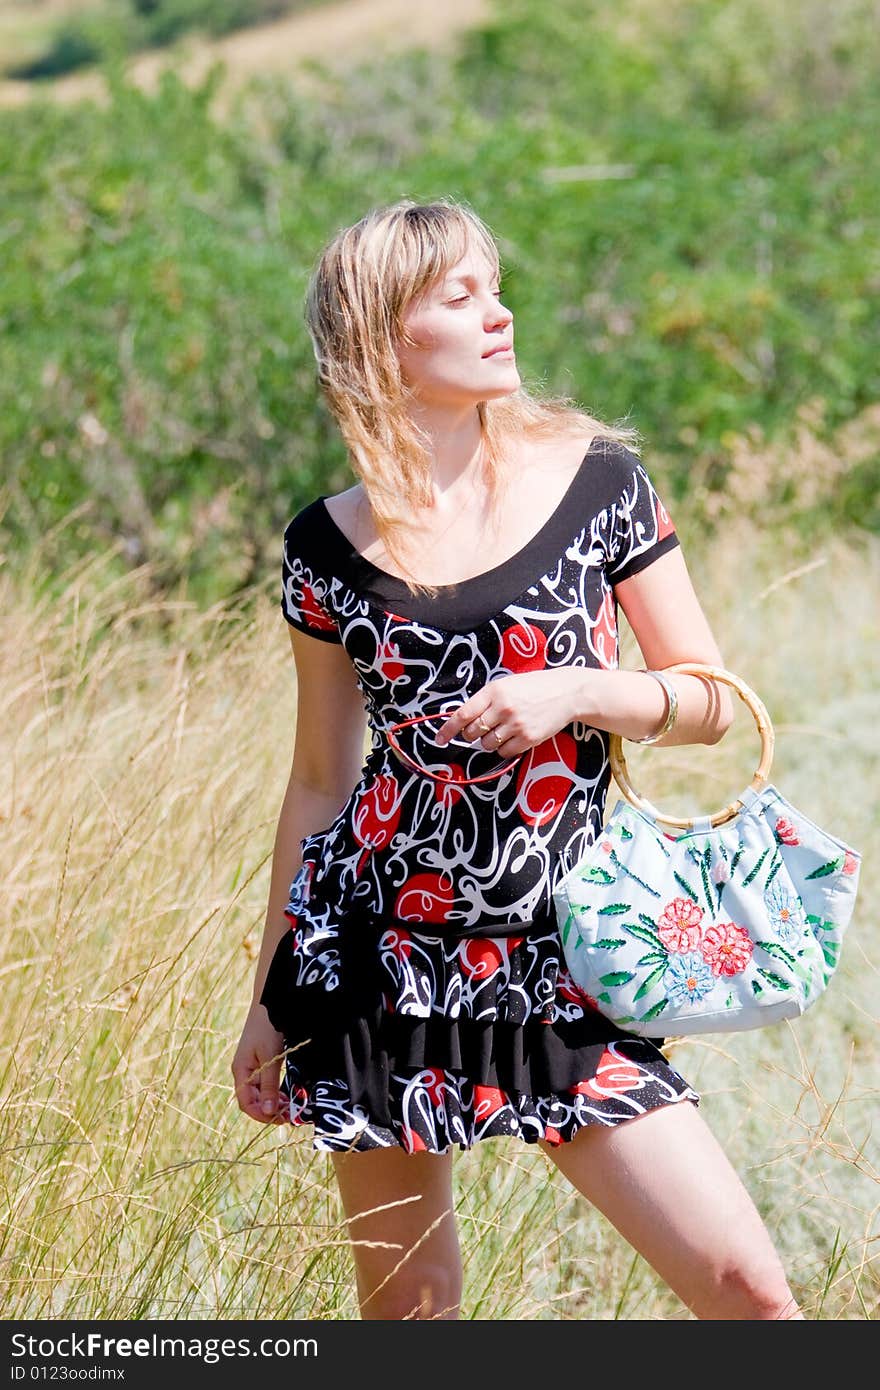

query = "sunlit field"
[[1, 467, 877, 1319]]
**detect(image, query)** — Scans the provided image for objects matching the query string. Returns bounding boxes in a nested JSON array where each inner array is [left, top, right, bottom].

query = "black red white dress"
[[261, 436, 700, 1153]]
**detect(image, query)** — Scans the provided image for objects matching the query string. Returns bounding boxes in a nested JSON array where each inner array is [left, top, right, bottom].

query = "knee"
[[358, 1261, 462, 1321], [696, 1256, 800, 1320]]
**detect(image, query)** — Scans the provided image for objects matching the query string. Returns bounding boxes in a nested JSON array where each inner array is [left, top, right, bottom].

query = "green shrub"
[[1, 0, 878, 610]]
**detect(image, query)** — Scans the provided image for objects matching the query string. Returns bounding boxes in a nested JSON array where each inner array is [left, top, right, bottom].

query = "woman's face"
[[396, 244, 518, 407]]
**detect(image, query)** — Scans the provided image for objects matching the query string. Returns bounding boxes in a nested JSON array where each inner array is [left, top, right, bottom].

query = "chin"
[[480, 371, 521, 399]]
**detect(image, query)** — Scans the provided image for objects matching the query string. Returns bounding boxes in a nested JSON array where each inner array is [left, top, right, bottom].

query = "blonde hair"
[[305, 196, 640, 597]]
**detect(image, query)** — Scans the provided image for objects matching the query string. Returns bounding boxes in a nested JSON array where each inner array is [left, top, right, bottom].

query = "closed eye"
[[448, 291, 503, 306]]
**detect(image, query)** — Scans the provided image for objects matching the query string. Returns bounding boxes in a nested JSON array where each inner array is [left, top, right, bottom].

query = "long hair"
[[305, 196, 640, 597]]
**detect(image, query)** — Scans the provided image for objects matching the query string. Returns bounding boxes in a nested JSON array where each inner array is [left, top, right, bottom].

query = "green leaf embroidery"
[[580, 866, 615, 885], [632, 963, 668, 1001], [560, 911, 578, 948], [751, 978, 765, 998], [638, 913, 659, 929], [624, 921, 666, 950], [741, 847, 771, 888], [821, 942, 840, 970], [756, 967, 794, 992], [597, 991, 612, 1004], [805, 857, 845, 880], [673, 871, 700, 901], [599, 971, 635, 987], [593, 937, 627, 950], [764, 858, 782, 889], [639, 998, 668, 1022], [793, 956, 819, 987], [597, 903, 630, 916], [806, 914, 837, 933], [699, 852, 714, 910], [636, 950, 667, 967], [757, 941, 798, 969]]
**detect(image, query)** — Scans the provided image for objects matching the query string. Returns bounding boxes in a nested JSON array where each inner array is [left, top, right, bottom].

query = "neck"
[[406, 402, 486, 502]]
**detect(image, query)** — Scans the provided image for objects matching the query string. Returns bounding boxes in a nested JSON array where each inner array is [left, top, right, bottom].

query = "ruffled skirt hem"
[[261, 908, 699, 1154], [279, 1046, 700, 1154]]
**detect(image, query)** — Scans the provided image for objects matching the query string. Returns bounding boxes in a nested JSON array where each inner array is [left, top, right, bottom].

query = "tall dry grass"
[[1, 481, 877, 1319]]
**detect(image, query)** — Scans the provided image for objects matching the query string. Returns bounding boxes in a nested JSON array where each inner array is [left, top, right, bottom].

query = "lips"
[[483, 343, 514, 358]]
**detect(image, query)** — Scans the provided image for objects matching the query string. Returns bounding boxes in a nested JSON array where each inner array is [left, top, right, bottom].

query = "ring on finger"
[[477, 718, 492, 735]]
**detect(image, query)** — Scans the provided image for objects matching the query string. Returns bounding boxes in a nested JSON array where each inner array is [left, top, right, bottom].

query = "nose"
[[486, 299, 513, 330]]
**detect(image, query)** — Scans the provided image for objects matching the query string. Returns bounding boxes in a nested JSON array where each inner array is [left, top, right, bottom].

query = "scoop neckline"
[[318, 435, 607, 595]]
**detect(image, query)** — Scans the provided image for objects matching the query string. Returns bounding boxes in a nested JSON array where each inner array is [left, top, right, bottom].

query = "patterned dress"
[[260, 436, 700, 1153]]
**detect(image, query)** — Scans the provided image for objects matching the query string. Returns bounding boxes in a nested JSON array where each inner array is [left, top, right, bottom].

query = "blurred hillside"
[[0, 0, 878, 609]]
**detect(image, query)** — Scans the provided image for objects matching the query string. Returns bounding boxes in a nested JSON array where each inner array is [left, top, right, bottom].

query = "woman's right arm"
[[231, 624, 368, 1124]]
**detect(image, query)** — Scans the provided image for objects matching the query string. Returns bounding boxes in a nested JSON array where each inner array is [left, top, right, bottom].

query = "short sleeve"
[[606, 456, 680, 585], [279, 511, 343, 643]]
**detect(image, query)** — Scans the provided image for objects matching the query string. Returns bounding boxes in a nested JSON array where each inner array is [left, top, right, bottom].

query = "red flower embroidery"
[[700, 921, 753, 977], [657, 897, 704, 953], [570, 1047, 642, 1100], [775, 817, 800, 846], [843, 851, 859, 876]]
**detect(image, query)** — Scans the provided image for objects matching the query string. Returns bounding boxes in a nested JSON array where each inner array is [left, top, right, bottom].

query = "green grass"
[[1, 508, 876, 1318]]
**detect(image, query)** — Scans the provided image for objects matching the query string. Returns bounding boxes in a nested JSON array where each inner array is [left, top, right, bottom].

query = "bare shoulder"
[[520, 429, 602, 483], [322, 483, 364, 538]]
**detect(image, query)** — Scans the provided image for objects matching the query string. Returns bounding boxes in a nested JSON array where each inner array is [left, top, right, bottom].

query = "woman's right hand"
[[231, 1005, 288, 1124]]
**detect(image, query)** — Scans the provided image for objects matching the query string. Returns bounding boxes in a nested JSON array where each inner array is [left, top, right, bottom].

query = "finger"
[[479, 724, 505, 752], [255, 1057, 282, 1120], [234, 1079, 270, 1122], [435, 708, 468, 746], [237, 1078, 286, 1125], [440, 708, 495, 747]]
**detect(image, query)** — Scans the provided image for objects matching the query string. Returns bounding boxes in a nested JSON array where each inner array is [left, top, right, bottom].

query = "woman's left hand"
[[434, 670, 586, 757]]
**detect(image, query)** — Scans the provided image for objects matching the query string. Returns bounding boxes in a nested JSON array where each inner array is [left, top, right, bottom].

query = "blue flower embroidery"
[[764, 879, 806, 944], [665, 952, 716, 1007]]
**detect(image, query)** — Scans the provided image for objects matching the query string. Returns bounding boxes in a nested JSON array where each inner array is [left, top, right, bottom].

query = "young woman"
[[231, 198, 802, 1321]]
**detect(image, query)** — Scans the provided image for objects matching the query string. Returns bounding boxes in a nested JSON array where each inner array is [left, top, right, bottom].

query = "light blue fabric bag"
[[553, 666, 861, 1037]]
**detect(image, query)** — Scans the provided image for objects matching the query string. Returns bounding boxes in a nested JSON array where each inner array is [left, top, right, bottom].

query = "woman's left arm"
[[570, 547, 734, 747]]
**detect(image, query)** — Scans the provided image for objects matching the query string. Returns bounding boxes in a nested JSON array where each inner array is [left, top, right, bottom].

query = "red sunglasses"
[[385, 712, 523, 785]]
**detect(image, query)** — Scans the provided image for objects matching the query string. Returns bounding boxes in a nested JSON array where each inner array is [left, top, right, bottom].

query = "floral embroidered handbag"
[[552, 664, 861, 1037]]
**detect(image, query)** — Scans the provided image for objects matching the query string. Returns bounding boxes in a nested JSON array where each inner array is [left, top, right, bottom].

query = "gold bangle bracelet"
[[634, 669, 679, 744]]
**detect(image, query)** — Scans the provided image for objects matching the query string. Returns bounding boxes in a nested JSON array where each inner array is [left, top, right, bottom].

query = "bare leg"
[[540, 1100, 803, 1319], [330, 1145, 462, 1320]]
